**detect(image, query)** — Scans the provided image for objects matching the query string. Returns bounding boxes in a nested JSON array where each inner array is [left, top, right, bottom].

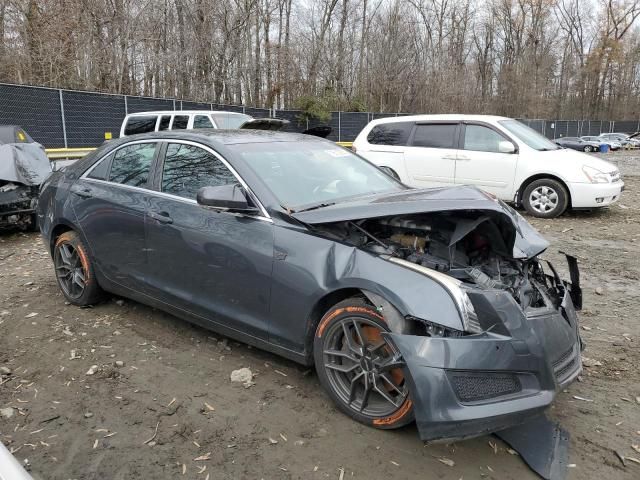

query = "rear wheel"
[[522, 178, 569, 218], [53, 231, 103, 306], [314, 298, 413, 429], [583, 145, 592, 152]]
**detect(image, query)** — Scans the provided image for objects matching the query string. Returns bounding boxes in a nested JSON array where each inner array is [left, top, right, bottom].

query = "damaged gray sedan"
[[37, 130, 583, 442]]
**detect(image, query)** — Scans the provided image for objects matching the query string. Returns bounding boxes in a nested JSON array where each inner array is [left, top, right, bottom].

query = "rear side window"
[[366, 122, 413, 146], [172, 116, 189, 130], [193, 115, 213, 128], [124, 116, 157, 135], [109, 143, 156, 187], [87, 153, 113, 180], [158, 116, 171, 131], [161, 143, 237, 200], [412, 124, 457, 149]]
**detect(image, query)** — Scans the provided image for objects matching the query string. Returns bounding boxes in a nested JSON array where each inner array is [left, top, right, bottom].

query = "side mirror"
[[196, 184, 259, 214], [498, 140, 516, 154]]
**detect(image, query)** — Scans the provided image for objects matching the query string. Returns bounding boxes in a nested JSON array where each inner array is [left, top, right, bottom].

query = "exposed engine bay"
[[315, 211, 564, 310]]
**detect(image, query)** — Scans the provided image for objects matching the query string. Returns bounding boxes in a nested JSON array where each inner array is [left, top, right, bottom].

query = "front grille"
[[449, 372, 522, 403], [553, 345, 579, 383], [553, 347, 574, 368]]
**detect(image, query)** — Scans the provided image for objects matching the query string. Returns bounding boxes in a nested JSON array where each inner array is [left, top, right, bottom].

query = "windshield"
[[211, 113, 253, 129], [230, 141, 403, 209], [499, 120, 560, 151]]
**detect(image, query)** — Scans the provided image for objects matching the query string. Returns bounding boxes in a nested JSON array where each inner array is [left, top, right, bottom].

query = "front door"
[[144, 141, 274, 339], [71, 141, 159, 289], [403, 122, 459, 188], [454, 123, 519, 199]]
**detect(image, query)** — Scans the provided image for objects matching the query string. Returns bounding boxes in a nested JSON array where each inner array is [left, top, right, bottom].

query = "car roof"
[[113, 129, 320, 146], [126, 110, 249, 117], [366, 114, 513, 126]]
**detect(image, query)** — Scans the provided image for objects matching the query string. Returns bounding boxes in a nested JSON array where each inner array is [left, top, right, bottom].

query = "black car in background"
[[554, 136, 601, 152], [37, 130, 583, 442]]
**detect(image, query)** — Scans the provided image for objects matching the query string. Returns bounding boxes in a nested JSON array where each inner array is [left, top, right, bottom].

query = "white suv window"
[[463, 125, 508, 153], [412, 124, 457, 148], [124, 116, 157, 135], [193, 115, 214, 129]]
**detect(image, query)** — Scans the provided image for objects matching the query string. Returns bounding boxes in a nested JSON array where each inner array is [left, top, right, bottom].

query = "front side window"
[[172, 115, 189, 130], [161, 143, 237, 199], [193, 115, 214, 128], [463, 125, 510, 153], [366, 122, 413, 146], [109, 143, 156, 187], [412, 124, 457, 148], [124, 116, 157, 135]]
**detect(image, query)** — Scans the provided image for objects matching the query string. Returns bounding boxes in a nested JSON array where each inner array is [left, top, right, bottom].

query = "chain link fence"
[[1, 83, 639, 148]]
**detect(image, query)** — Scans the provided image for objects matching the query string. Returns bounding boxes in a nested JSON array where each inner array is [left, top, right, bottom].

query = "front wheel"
[[53, 230, 103, 306], [583, 145, 592, 152], [522, 178, 569, 218], [314, 298, 414, 429]]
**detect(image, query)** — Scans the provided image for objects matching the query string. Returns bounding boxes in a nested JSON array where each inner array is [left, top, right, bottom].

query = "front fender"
[[268, 227, 464, 354]]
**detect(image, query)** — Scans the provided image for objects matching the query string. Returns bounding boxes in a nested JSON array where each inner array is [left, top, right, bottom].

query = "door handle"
[[71, 186, 93, 198], [441, 155, 457, 160], [457, 155, 471, 161], [149, 211, 173, 224]]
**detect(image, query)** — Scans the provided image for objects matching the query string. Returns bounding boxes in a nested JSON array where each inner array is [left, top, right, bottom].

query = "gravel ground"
[[1, 156, 639, 480]]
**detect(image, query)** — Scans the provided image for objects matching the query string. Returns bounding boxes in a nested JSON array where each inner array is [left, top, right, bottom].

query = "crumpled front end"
[[386, 257, 582, 442], [0, 183, 39, 230]]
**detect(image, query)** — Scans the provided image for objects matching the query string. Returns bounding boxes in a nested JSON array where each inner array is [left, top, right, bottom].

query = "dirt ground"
[[1, 152, 639, 480]]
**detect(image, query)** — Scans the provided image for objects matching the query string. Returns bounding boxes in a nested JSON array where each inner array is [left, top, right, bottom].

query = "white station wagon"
[[353, 115, 624, 217]]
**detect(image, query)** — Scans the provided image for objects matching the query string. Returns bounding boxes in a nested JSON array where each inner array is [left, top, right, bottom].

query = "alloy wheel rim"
[[55, 242, 87, 299], [585, 146, 592, 152], [322, 316, 408, 417], [529, 186, 559, 214]]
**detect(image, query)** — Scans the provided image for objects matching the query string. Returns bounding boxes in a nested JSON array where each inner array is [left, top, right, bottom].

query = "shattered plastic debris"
[[86, 365, 99, 375], [230, 367, 254, 387]]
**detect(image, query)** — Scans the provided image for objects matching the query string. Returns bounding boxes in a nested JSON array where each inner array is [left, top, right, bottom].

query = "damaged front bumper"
[[387, 258, 583, 442], [0, 184, 38, 229]]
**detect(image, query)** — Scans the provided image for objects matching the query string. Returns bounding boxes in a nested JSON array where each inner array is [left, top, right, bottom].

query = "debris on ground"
[[0, 407, 15, 419], [581, 356, 603, 367], [230, 367, 254, 386], [85, 365, 99, 375]]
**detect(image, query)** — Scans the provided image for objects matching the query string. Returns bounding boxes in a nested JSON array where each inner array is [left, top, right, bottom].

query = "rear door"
[[71, 141, 159, 289], [403, 122, 459, 188], [144, 141, 274, 339], [454, 122, 519, 199], [357, 121, 413, 183]]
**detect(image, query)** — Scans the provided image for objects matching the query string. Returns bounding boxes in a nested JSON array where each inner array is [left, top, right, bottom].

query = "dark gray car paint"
[[37, 130, 582, 443]]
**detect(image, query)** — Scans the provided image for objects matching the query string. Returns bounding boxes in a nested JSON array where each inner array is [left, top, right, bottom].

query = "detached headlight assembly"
[[387, 257, 483, 334], [582, 165, 610, 184]]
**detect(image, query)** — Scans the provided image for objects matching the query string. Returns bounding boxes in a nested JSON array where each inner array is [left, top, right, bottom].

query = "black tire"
[[53, 230, 103, 306], [583, 145, 592, 152], [522, 178, 569, 218], [314, 298, 414, 430]]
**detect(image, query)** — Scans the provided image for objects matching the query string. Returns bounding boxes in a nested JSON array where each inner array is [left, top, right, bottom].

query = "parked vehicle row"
[[352, 115, 623, 218]]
